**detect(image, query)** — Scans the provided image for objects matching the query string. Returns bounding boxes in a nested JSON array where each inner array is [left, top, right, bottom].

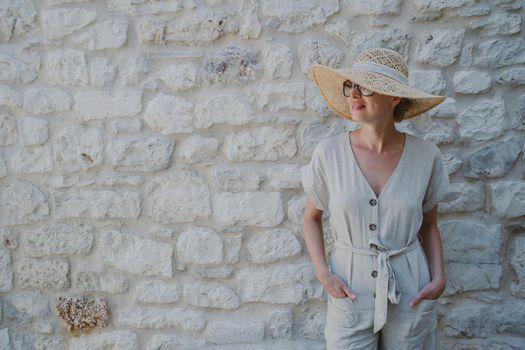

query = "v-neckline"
[[345, 131, 409, 201]]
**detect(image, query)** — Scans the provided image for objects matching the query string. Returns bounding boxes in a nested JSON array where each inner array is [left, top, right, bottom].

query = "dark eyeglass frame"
[[343, 80, 375, 97]]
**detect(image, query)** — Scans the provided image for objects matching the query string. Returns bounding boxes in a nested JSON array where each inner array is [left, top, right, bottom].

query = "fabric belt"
[[333, 238, 420, 333]]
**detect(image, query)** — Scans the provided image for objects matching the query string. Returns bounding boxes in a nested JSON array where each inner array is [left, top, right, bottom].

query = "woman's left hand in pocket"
[[409, 277, 446, 307]]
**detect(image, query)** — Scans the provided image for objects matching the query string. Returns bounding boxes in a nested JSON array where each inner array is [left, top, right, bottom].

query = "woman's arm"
[[409, 204, 446, 307], [303, 198, 356, 299]]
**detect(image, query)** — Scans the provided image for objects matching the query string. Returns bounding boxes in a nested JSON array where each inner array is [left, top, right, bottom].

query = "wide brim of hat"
[[310, 64, 447, 121]]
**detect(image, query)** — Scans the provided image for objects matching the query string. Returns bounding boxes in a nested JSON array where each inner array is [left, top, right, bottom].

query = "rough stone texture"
[[0, 112, 17, 145], [0, 48, 40, 83], [3, 290, 51, 330], [247, 228, 302, 263], [42, 8, 97, 40], [206, 321, 265, 344], [69, 330, 139, 350], [299, 39, 344, 75], [203, 46, 263, 86], [2, 179, 50, 225], [136, 11, 238, 46], [73, 19, 128, 50], [489, 181, 525, 219], [409, 70, 446, 94], [99, 230, 173, 277], [265, 45, 293, 79], [266, 164, 306, 189], [469, 12, 521, 37], [24, 222, 95, 257], [90, 57, 117, 87], [511, 93, 525, 131], [497, 68, 525, 85], [119, 56, 149, 85], [254, 82, 306, 112], [0, 84, 21, 107], [210, 166, 263, 191], [437, 182, 484, 214], [473, 38, 525, 68], [351, 28, 410, 60], [145, 169, 211, 223], [463, 136, 522, 178], [16, 257, 70, 289], [76, 271, 130, 294], [135, 280, 181, 303], [53, 189, 141, 219], [0, 246, 13, 292], [299, 310, 326, 341], [111, 117, 143, 134], [510, 235, 525, 298], [453, 70, 491, 94], [23, 88, 73, 114], [213, 192, 284, 227], [56, 295, 110, 331], [17, 117, 48, 147], [259, 0, 339, 33], [417, 29, 465, 67], [45, 49, 89, 86], [106, 135, 174, 172], [143, 93, 194, 134], [412, 0, 475, 12], [0, 0, 38, 41], [183, 282, 240, 309], [54, 126, 104, 172], [114, 306, 205, 332], [347, 0, 401, 15], [223, 127, 297, 161], [236, 262, 321, 304], [269, 309, 293, 340], [195, 95, 254, 128], [178, 134, 219, 163], [176, 226, 224, 266], [147, 334, 205, 349], [158, 63, 201, 91], [8, 146, 53, 174], [75, 90, 142, 120], [440, 220, 502, 294], [457, 93, 506, 144]]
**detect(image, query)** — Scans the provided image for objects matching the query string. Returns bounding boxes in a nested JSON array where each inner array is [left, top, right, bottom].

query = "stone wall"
[[0, 0, 524, 348]]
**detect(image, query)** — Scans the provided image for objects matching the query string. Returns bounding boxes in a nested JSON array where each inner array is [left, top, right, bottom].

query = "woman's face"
[[344, 82, 401, 123]]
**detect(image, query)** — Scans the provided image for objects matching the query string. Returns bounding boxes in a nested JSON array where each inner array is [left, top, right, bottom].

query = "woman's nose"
[[350, 84, 361, 97]]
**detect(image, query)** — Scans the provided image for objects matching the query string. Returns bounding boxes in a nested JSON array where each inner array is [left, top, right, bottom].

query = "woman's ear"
[[391, 96, 402, 108]]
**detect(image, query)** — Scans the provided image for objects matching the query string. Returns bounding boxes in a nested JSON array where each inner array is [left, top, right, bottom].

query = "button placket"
[[369, 197, 380, 288]]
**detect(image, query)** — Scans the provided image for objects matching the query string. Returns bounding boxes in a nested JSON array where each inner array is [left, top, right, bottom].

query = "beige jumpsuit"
[[301, 131, 450, 350]]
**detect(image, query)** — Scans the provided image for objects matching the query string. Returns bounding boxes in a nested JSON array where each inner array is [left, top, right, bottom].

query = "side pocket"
[[327, 294, 353, 312], [409, 299, 438, 337]]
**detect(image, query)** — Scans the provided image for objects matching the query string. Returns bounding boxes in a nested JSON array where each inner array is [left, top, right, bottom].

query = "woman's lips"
[[351, 104, 365, 110]]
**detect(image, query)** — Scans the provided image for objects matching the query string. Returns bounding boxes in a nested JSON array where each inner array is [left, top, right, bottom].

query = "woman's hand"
[[409, 276, 446, 307], [317, 270, 357, 299]]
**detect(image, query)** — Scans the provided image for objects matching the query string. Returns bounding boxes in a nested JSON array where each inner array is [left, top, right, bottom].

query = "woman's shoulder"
[[312, 132, 346, 156], [406, 132, 442, 157]]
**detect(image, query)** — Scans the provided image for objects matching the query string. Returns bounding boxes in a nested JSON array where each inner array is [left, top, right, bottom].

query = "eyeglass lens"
[[343, 81, 374, 96]]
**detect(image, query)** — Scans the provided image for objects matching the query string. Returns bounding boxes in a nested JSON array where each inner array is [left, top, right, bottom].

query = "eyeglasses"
[[343, 80, 375, 97]]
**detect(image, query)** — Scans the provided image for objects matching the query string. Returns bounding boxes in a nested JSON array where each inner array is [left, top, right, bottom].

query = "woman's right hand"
[[317, 270, 356, 299]]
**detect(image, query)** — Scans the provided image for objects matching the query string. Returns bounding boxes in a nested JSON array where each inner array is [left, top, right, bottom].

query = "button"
[[373, 292, 376, 298], [369, 199, 377, 206], [369, 223, 377, 230], [371, 270, 378, 277]]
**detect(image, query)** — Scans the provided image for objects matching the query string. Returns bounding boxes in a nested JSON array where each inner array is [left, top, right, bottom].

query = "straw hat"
[[310, 47, 447, 121]]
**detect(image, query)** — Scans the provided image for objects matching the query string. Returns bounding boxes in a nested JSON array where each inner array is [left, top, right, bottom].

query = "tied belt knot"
[[332, 238, 420, 333]]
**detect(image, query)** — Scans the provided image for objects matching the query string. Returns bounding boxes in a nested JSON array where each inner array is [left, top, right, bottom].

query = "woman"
[[301, 48, 450, 349]]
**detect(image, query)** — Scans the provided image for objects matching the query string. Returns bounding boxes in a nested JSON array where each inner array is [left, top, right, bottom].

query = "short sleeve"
[[301, 145, 329, 211], [422, 149, 450, 213]]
